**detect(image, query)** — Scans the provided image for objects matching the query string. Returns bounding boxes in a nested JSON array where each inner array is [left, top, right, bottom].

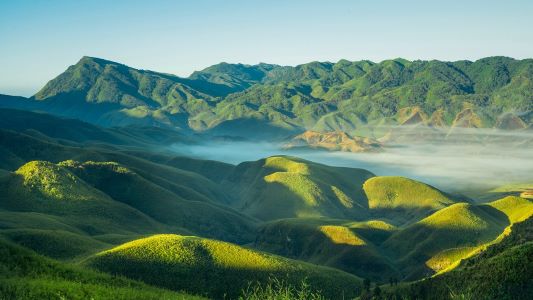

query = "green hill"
[[382, 197, 533, 279], [0, 103, 531, 299], [254, 218, 398, 281], [1, 229, 110, 260], [0, 238, 203, 299], [85, 234, 362, 299], [223, 156, 374, 221], [189, 62, 279, 95], [2, 160, 162, 235], [31, 56, 224, 128], [0, 108, 194, 147], [2, 56, 532, 138], [399, 216, 533, 300], [0, 158, 257, 250], [0, 160, 163, 258], [362, 176, 457, 224], [0, 111, 255, 243], [62, 160, 257, 243]]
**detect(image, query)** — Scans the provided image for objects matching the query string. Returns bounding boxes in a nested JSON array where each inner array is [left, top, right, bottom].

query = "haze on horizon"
[[1, 0, 533, 96]]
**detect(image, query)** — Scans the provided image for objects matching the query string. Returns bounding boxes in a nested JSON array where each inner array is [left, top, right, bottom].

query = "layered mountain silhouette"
[[1, 56, 531, 140]]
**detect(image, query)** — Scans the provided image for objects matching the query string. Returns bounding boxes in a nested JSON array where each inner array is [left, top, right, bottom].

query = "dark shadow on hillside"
[[254, 219, 400, 282], [207, 117, 299, 141], [383, 205, 511, 280]]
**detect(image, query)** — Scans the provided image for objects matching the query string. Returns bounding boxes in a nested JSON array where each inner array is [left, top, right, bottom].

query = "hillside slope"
[[2, 56, 532, 138], [224, 156, 374, 220], [0, 238, 203, 299], [363, 176, 457, 223], [85, 234, 362, 299], [402, 216, 533, 300], [383, 196, 533, 279], [254, 218, 398, 281]]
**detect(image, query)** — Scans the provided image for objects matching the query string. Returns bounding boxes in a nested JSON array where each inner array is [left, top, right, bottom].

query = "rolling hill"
[[0, 237, 203, 299], [223, 156, 374, 221], [84, 234, 362, 299], [398, 216, 533, 300], [362, 176, 457, 224], [254, 218, 398, 281], [382, 196, 533, 279], [0, 111, 262, 261], [0, 106, 531, 299]]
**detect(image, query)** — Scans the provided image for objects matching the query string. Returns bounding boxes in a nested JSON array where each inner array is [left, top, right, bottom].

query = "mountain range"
[[1, 56, 532, 140]]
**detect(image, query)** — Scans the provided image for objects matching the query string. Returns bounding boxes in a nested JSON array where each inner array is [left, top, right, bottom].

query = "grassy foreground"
[[0, 238, 203, 300]]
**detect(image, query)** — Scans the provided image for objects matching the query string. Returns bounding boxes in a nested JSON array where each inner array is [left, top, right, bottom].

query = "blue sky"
[[1, 0, 532, 96]]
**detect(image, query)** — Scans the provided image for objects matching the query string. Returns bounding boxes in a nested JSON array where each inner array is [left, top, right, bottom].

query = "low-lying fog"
[[171, 127, 533, 199]]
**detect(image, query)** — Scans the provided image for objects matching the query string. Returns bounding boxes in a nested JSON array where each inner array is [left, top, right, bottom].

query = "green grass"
[[425, 246, 478, 273], [255, 218, 398, 281], [224, 156, 373, 221], [0, 125, 258, 243], [0, 229, 109, 260], [0, 106, 531, 299], [0, 157, 257, 259], [398, 217, 533, 300], [2, 161, 164, 235], [0, 238, 203, 300], [239, 278, 325, 300], [382, 197, 533, 280], [487, 196, 533, 223], [85, 234, 362, 299], [363, 176, 455, 219], [383, 202, 507, 278], [15, 160, 101, 202], [62, 160, 257, 243]]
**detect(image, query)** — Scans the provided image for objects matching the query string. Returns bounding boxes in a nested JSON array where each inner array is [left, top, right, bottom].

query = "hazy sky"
[[1, 0, 532, 96]]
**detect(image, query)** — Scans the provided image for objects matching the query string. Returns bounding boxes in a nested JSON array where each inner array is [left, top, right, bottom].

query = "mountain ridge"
[[1, 56, 531, 140]]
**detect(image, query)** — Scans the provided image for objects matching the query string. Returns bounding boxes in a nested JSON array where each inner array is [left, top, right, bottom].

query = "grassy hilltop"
[[0, 238, 204, 299], [85, 234, 362, 299], [223, 156, 374, 220]]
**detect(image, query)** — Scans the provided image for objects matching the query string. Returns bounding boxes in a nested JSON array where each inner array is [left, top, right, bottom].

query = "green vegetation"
[[62, 160, 257, 243], [2, 56, 531, 139], [394, 216, 533, 300], [382, 197, 533, 280], [255, 218, 398, 281], [0, 238, 203, 299], [0, 107, 531, 299], [239, 278, 325, 300], [85, 234, 362, 299], [1, 229, 109, 260], [488, 196, 533, 222], [16, 160, 100, 202], [363, 176, 456, 223], [224, 156, 374, 220], [0, 118, 258, 245]]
